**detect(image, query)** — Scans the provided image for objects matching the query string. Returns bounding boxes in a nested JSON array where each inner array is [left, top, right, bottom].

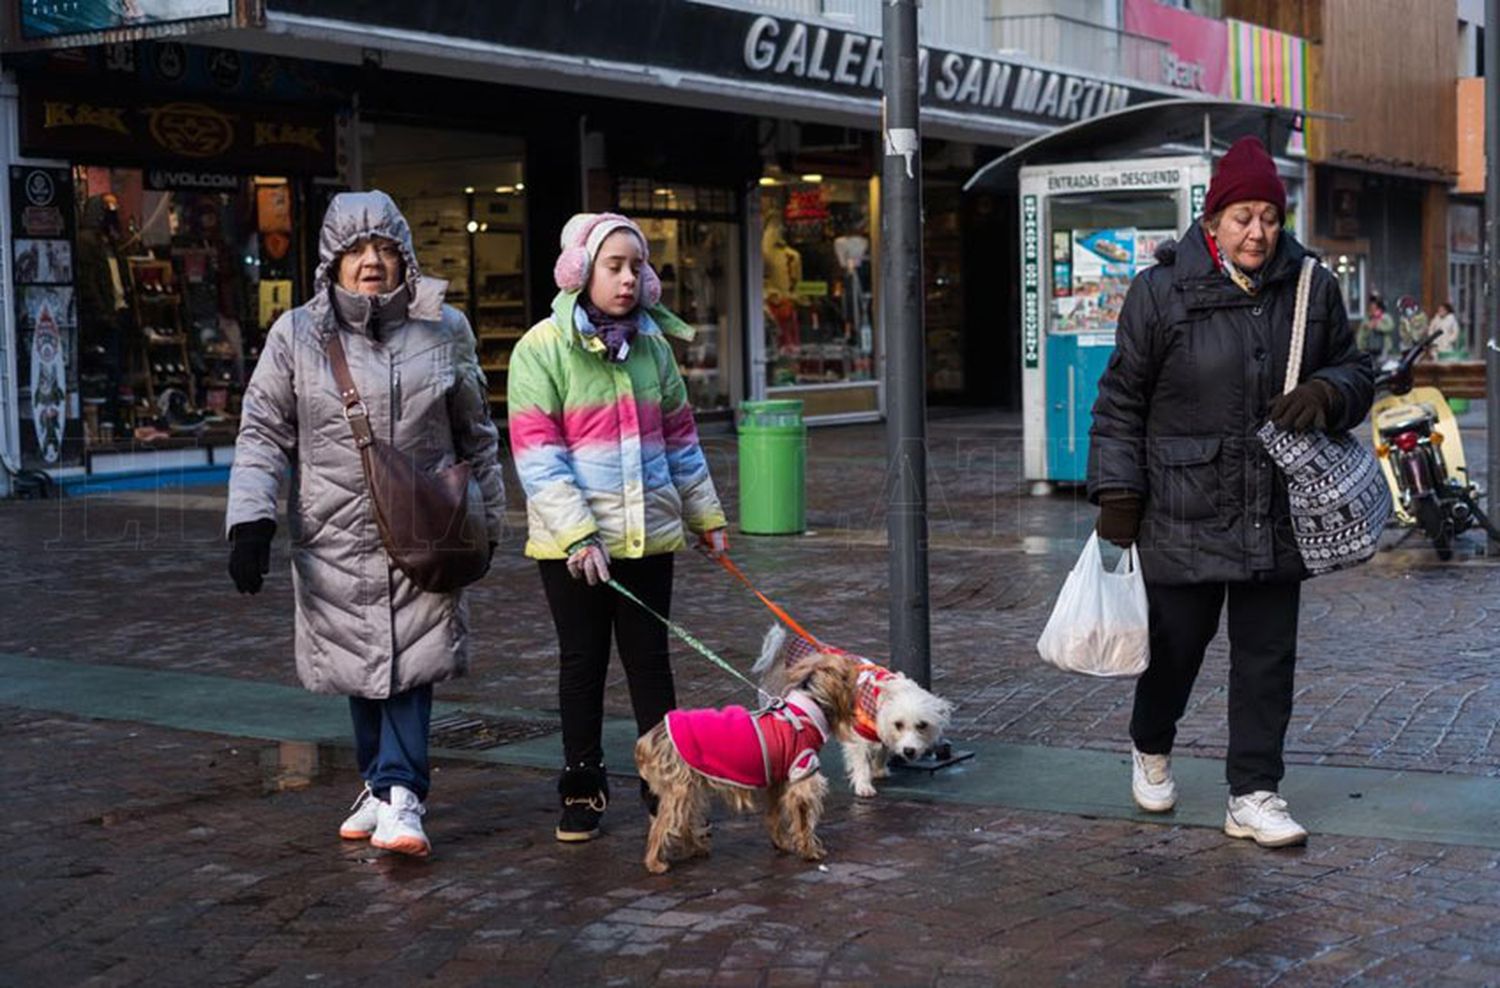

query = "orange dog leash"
[[706, 550, 826, 650]]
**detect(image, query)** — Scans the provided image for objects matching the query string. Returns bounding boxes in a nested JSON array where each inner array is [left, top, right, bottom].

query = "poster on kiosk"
[[1018, 156, 1212, 490]]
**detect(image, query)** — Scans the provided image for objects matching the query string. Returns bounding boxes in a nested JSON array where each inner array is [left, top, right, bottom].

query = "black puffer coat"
[[1087, 225, 1373, 585]]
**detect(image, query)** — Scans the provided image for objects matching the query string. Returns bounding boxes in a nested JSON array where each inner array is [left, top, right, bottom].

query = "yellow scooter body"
[[1370, 385, 1465, 525]]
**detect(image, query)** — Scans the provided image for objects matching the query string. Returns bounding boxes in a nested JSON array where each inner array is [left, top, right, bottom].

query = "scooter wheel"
[[1413, 496, 1454, 561]]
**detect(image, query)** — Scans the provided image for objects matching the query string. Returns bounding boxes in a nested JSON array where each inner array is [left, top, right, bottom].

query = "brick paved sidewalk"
[[8, 708, 1500, 987], [3, 411, 1499, 780]]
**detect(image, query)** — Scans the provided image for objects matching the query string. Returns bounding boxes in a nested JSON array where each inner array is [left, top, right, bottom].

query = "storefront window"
[[925, 182, 965, 396], [366, 125, 528, 413], [72, 166, 269, 446], [619, 179, 741, 415], [1330, 253, 1366, 323], [758, 175, 877, 416]]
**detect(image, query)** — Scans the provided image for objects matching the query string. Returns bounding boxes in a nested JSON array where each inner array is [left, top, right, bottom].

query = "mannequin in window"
[[76, 194, 134, 438], [833, 233, 870, 350], [762, 215, 802, 352]]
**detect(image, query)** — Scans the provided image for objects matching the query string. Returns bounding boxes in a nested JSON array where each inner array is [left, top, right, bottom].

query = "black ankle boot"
[[556, 764, 609, 842]]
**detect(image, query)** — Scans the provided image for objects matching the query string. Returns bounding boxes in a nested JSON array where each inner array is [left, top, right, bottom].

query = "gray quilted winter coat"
[[226, 191, 505, 698]]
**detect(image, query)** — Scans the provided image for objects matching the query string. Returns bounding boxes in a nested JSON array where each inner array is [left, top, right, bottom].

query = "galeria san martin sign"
[[740, 15, 1145, 125]]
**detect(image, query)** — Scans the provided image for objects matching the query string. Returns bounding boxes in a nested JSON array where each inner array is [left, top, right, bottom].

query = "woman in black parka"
[[1088, 137, 1372, 848]]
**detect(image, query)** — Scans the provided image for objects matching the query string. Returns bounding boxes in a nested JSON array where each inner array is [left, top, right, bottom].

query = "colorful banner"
[[1456, 77, 1483, 195], [10, 166, 82, 469], [1228, 19, 1308, 155], [5, 1, 261, 52], [1123, 0, 1228, 96]]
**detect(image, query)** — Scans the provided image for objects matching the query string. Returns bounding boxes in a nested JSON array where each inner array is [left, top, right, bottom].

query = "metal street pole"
[[881, 0, 930, 687], [1486, 0, 1500, 533]]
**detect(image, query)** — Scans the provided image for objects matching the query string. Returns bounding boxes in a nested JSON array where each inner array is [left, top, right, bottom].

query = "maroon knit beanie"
[[1203, 137, 1286, 219]]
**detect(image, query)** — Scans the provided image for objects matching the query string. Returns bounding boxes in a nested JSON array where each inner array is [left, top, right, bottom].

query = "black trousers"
[[539, 554, 676, 768], [1130, 581, 1301, 796]]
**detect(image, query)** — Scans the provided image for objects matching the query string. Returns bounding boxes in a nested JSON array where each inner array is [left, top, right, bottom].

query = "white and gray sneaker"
[[1131, 747, 1178, 812], [371, 785, 431, 857], [339, 783, 380, 841], [1225, 791, 1308, 848]]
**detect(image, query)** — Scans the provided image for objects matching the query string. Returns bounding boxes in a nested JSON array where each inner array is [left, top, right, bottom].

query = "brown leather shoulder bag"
[[325, 329, 489, 593]]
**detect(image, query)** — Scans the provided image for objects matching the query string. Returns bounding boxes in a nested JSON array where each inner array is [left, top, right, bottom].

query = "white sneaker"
[[370, 785, 430, 857], [1225, 791, 1308, 848], [1131, 747, 1178, 812], [339, 783, 380, 840]]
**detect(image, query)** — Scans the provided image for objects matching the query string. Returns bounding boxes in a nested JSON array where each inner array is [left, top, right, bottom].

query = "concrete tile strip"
[[3, 651, 1497, 850]]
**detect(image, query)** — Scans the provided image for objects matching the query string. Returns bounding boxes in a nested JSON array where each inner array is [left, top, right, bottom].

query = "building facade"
[[4, 0, 1382, 492]]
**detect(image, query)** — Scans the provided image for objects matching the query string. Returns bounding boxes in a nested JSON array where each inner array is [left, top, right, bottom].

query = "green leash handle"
[[606, 578, 773, 706]]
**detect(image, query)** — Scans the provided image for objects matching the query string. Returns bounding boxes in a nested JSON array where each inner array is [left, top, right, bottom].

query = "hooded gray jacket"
[[226, 191, 505, 698]]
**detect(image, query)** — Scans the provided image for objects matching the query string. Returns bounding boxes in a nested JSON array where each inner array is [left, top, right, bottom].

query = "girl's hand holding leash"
[[698, 527, 730, 558], [567, 538, 612, 585]]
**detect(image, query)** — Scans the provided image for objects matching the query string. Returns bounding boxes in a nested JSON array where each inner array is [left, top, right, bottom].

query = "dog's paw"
[[800, 839, 826, 862], [645, 857, 671, 875], [853, 781, 878, 798]]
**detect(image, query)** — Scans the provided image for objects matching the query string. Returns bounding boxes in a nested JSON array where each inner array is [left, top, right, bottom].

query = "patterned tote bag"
[[1256, 257, 1391, 575]]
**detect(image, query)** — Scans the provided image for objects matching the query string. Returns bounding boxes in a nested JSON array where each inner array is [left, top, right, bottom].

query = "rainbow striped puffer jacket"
[[508, 291, 726, 560]]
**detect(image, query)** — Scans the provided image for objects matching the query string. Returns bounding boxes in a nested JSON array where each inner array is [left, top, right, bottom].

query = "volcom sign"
[[146, 168, 240, 191]]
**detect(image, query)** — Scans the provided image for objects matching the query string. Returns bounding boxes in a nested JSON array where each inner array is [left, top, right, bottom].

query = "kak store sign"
[[1123, 0, 1228, 96], [20, 88, 336, 174]]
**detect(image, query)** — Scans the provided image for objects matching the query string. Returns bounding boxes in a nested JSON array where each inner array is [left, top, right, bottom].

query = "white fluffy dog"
[[752, 624, 953, 798]]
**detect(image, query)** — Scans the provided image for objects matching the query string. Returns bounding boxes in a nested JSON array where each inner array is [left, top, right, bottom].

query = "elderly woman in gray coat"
[[225, 191, 504, 857]]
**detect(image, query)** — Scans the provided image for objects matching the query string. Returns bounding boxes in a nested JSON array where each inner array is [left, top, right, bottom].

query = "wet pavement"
[[9, 710, 1500, 987], [4, 408, 1500, 985]]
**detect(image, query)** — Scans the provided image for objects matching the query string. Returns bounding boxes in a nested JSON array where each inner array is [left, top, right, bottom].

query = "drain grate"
[[429, 711, 559, 750]]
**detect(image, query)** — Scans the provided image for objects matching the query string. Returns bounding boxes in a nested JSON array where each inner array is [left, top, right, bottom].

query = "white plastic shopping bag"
[[1036, 533, 1150, 678]]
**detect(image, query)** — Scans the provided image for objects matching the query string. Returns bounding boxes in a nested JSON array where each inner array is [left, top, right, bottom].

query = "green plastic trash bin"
[[737, 399, 806, 535]]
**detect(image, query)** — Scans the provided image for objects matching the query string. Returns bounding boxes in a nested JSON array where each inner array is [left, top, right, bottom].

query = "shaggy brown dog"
[[634, 652, 859, 874]]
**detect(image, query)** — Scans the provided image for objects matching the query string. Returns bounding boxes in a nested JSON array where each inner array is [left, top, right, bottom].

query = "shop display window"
[[1046, 192, 1178, 337], [72, 165, 270, 446], [1329, 252, 1367, 323], [758, 175, 876, 392], [617, 179, 742, 415], [925, 183, 965, 396], [366, 125, 528, 413]]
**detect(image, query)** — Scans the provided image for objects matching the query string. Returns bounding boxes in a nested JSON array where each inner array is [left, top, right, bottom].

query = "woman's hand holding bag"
[[1037, 533, 1150, 678]]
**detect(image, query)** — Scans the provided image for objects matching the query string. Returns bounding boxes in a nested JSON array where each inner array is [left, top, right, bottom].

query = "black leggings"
[[539, 554, 676, 768]]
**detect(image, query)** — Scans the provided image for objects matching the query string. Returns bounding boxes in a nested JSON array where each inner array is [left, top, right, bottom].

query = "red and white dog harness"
[[665, 691, 830, 789], [778, 632, 894, 745]]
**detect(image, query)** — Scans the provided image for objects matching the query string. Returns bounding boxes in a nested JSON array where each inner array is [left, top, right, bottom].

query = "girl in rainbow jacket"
[[509, 212, 728, 842]]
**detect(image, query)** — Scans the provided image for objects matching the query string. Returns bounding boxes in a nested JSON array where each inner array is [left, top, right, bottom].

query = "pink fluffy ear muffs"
[[553, 213, 662, 308]]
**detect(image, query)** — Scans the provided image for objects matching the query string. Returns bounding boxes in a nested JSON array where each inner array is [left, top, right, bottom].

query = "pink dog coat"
[[665, 691, 830, 789]]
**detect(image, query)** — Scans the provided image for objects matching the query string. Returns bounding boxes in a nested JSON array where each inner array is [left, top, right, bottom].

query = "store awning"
[[963, 98, 1327, 193]]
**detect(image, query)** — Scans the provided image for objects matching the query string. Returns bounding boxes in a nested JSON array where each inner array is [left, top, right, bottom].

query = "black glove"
[[1269, 379, 1340, 433], [1096, 491, 1143, 549], [228, 519, 276, 595]]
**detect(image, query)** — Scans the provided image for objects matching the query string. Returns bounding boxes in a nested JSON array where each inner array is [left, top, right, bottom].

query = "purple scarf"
[[580, 298, 640, 363]]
